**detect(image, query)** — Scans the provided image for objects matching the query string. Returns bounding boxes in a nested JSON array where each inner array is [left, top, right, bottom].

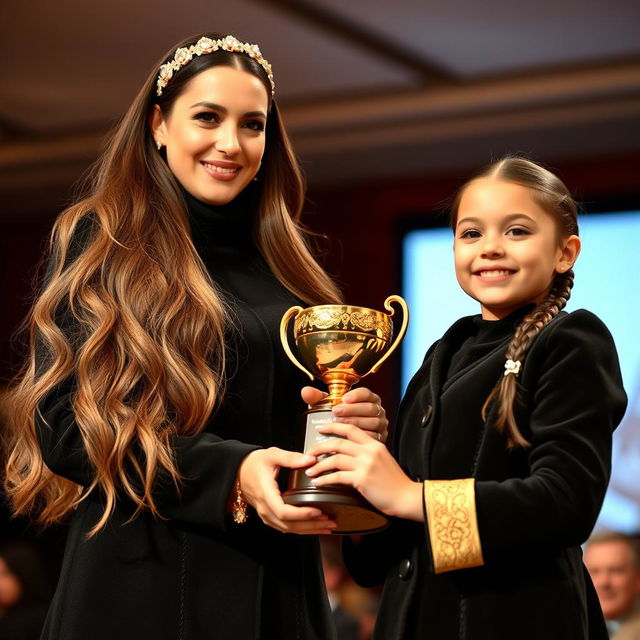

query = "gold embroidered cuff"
[[231, 479, 248, 524], [424, 478, 484, 573]]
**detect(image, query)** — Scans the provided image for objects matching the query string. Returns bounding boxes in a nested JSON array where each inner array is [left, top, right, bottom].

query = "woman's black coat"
[[34, 198, 335, 640], [345, 308, 627, 640]]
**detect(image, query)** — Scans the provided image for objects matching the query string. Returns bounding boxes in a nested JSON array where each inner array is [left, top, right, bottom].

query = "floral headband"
[[156, 35, 275, 98]]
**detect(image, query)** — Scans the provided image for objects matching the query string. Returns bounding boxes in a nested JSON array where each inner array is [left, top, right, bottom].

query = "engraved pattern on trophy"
[[280, 296, 408, 534]]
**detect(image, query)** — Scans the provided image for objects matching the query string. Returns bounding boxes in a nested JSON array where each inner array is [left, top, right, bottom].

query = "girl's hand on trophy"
[[305, 423, 424, 522], [300, 386, 388, 443], [238, 448, 337, 535]]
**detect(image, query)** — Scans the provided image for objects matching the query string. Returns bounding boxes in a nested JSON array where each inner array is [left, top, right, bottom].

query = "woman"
[[4, 33, 387, 640]]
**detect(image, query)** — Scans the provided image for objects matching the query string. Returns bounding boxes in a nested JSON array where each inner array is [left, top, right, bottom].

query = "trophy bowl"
[[280, 295, 408, 534]]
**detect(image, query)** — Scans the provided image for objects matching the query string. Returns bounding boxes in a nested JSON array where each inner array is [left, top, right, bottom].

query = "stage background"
[[1, 0, 639, 625]]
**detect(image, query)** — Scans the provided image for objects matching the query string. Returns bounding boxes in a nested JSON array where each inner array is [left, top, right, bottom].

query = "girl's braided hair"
[[451, 157, 579, 448]]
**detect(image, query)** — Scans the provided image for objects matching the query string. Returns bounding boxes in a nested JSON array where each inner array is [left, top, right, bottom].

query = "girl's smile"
[[473, 267, 515, 281]]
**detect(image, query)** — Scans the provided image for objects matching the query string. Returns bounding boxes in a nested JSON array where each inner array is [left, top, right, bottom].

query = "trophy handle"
[[280, 306, 314, 381], [369, 295, 409, 375]]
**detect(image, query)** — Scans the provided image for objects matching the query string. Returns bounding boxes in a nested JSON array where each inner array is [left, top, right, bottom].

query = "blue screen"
[[402, 211, 640, 534]]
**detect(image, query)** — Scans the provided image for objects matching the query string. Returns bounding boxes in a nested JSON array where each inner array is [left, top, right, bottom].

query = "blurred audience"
[[322, 539, 360, 640], [321, 538, 383, 640], [0, 541, 50, 640], [339, 580, 379, 640], [585, 532, 640, 639]]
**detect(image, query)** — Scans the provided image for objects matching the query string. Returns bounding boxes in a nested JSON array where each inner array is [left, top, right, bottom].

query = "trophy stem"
[[326, 382, 350, 404], [323, 371, 360, 404]]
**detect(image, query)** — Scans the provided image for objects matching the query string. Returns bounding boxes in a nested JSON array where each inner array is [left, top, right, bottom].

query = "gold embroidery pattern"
[[424, 478, 484, 573], [294, 306, 392, 342]]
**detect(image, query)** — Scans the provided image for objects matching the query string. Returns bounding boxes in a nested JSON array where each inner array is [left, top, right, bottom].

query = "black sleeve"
[[474, 310, 627, 562], [36, 380, 260, 532]]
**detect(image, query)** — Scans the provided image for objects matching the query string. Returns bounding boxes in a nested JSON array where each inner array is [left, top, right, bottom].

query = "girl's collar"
[[472, 304, 535, 341]]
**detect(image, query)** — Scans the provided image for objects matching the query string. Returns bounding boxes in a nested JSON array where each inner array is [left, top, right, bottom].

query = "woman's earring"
[[156, 140, 163, 151]]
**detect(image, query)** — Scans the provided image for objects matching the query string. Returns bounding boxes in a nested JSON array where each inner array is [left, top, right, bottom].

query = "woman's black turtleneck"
[[184, 186, 266, 301], [183, 187, 310, 451], [184, 188, 327, 636]]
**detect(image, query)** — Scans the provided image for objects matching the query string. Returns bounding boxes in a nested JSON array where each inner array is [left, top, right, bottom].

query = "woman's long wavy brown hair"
[[5, 33, 342, 534], [450, 156, 579, 448]]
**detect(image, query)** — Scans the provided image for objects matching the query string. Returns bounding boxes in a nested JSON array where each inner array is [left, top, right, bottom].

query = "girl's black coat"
[[34, 200, 334, 640], [345, 309, 627, 640]]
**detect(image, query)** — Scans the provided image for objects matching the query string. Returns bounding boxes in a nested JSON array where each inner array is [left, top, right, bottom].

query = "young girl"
[[3, 33, 386, 640], [305, 157, 628, 639]]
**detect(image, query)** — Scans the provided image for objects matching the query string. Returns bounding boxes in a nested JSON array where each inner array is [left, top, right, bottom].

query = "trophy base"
[[284, 404, 388, 534], [284, 469, 388, 534]]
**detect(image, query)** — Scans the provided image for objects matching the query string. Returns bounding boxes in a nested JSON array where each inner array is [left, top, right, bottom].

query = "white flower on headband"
[[504, 359, 522, 377], [198, 37, 216, 53], [174, 47, 192, 66], [221, 35, 241, 51], [156, 35, 275, 98]]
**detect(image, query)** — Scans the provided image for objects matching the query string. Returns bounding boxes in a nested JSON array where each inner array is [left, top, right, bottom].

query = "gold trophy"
[[280, 295, 408, 534]]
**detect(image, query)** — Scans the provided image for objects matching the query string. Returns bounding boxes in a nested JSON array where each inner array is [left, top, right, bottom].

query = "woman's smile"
[[201, 159, 242, 181]]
